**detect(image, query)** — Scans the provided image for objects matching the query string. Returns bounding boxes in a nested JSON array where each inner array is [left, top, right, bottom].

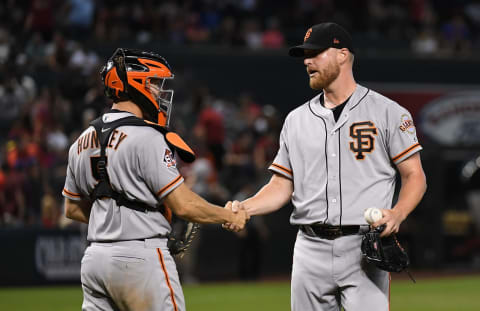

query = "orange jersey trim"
[[156, 248, 178, 311], [63, 188, 81, 198], [270, 163, 293, 176], [156, 175, 182, 197], [391, 143, 421, 162]]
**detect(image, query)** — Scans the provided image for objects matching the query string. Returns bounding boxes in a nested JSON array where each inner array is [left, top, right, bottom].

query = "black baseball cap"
[[289, 22, 355, 57]]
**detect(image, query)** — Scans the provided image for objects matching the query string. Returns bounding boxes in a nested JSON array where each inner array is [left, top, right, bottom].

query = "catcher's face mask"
[[145, 77, 174, 128]]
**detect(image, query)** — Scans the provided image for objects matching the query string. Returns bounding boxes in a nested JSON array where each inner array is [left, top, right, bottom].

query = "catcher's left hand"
[[167, 216, 199, 257]]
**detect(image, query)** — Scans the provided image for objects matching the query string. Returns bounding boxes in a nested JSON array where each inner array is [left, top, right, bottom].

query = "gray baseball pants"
[[291, 230, 389, 311], [81, 238, 185, 311]]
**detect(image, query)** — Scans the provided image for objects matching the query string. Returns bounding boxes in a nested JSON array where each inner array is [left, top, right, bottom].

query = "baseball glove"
[[167, 216, 200, 257], [361, 225, 410, 273]]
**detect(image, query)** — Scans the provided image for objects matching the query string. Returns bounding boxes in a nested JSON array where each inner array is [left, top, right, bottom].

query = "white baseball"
[[364, 207, 383, 225]]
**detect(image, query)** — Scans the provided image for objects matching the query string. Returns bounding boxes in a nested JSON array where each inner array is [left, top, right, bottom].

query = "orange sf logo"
[[304, 28, 312, 42], [333, 38, 340, 44]]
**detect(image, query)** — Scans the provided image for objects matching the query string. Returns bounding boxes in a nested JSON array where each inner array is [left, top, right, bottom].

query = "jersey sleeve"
[[387, 104, 423, 164], [268, 120, 293, 179], [62, 143, 82, 201], [140, 133, 184, 200]]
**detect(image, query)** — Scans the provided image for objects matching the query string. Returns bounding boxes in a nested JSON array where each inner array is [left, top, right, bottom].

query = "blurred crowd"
[[0, 53, 282, 229], [1, 0, 480, 55], [0, 0, 479, 228]]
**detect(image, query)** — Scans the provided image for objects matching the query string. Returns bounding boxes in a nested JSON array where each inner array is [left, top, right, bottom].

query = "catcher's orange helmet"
[[101, 48, 174, 127]]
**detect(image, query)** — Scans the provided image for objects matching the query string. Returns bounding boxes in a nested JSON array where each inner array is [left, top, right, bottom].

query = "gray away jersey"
[[269, 84, 422, 226], [62, 111, 183, 241]]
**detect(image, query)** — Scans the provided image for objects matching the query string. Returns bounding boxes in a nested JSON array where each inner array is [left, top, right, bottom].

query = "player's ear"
[[337, 48, 350, 65]]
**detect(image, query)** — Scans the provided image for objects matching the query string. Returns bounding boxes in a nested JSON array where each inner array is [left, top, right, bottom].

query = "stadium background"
[[1, 0, 480, 309]]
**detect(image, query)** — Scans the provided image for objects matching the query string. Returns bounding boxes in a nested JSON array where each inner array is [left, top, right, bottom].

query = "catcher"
[[62, 48, 248, 311]]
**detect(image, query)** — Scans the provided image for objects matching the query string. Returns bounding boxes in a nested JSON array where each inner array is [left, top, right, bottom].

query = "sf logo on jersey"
[[164, 149, 176, 168], [349, 121, 378, 160]]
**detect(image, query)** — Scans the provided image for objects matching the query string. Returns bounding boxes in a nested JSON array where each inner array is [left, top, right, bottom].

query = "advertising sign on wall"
[[419, 91, 480, 146], [0, 228, 85, 286]]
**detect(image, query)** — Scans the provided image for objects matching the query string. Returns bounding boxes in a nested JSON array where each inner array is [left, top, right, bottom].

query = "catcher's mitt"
[[361, 225, 410, 273], [167, 216, 200, 257]]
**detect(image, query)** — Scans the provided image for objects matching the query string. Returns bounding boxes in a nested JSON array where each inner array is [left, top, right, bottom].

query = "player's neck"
[[323, 73, 356, 108], [111, 101, 144, 119]]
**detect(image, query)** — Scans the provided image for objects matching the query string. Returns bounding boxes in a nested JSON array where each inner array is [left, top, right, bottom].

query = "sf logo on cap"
[[304, 28, 312, 42]]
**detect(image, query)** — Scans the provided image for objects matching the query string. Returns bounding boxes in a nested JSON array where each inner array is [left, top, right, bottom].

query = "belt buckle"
[[323, 227, 342, 239], [303, 225, 316, 237]]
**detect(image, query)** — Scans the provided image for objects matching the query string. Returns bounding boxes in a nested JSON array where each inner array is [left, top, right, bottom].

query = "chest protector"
[[89, 115, 195, 213]]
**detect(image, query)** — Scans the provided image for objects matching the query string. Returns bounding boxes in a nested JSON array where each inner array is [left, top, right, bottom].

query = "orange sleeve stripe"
[[156, 175, 182, 196], [391, 143, 421, 162], [156, 248, 178, 311], [270, 163, 293, 176], [63, 188, 81, 198]]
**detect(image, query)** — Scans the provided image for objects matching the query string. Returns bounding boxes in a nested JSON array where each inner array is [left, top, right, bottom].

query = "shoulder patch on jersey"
[[399, 114, 416, 134], [163, 149, 177, 168]]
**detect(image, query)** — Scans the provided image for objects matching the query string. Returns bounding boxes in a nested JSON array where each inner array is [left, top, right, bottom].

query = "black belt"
[[299, 225, 363, 240]]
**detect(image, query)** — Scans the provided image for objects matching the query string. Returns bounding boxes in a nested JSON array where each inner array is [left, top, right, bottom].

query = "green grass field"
[[1, 275, 479, 311]]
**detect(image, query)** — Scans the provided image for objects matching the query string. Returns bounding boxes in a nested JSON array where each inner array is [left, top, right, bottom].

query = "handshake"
[[223, 200, 250, 232]]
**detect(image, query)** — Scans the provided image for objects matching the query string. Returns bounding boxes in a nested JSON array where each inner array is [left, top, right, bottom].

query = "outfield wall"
[[0, 228, 85, 286]]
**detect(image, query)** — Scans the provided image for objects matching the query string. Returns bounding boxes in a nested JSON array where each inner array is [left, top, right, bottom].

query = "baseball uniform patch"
[[399, 114, 416, 134], [164, 149, 176, 168]]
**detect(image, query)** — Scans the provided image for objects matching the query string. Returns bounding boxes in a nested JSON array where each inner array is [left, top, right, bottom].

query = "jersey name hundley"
[[77, 129, 128, 154]]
